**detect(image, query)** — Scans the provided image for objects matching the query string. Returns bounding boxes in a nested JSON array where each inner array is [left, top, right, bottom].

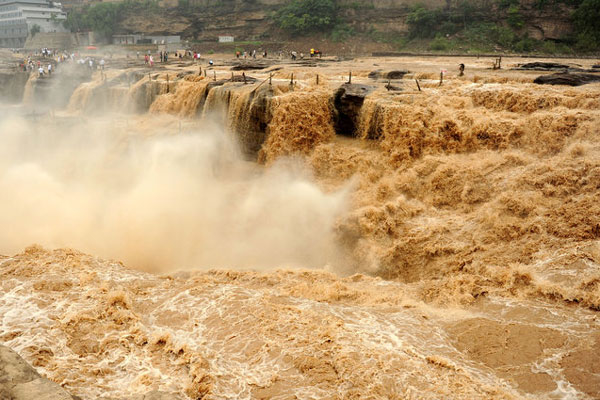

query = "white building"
[[218, 35, 234, 43], [112, 34, 181, 45], [0, 0, 67, 48]]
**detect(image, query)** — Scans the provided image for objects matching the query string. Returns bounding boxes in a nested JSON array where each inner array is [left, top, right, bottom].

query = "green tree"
[[30, 24, 40, 37], [572, 0, 600, 50], [457, 0, 476, 29], [507, 5, 524, 28], [64, 8, 86, 32], [275, 0, 338, 34], [406, 5, 443, 38], [83, 2, 124, 39]]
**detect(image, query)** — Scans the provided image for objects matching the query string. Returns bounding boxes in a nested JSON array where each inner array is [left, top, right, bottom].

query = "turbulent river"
[[0, 54, 599, 399]]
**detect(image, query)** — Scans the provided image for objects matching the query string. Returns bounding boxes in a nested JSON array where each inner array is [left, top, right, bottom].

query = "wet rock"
[[231, 84, 276, 157], [0, 344, 73, 400], [29, 67, 92, 110], [229, 74, 257, 83], [368, 70, 409, 80], [533, 72, 600, 86], [593, 65, 600, 69], [384, 82, 402, 91], [230, 62, 270, 71], [0, 71, 29, 103], [12, 377, 73, 400], [332, 83, 375, 137], [514, 62, 570, 71], [175, 71, 192, 79]]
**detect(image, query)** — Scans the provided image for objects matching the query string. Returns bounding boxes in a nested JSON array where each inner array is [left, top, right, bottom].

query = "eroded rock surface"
[[368, 69, 409, 79], [534, 72, 600, 86], [0, 344, 73, 400], [332, 83, 375, 137]]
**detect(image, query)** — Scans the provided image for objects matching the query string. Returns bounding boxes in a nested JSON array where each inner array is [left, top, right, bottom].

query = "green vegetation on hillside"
[[274, 0, 338, 34], [62, 0, 599, 54], [64, 0, 160, 39], [400, 0, 599, 53], [572, 0, 600, 51]]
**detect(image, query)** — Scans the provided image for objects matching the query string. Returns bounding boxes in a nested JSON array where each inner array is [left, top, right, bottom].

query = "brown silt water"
[[1, 52, 599, 399]]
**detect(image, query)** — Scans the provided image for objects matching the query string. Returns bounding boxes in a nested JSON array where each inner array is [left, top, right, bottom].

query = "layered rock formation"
[[60, 0, 576, 44]]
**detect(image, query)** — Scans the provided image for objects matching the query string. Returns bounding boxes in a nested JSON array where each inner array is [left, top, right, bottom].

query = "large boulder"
[[230, 62, 270, 71], [230, 83, 276, 157], [514, 62, 571, 71], [512, 62, 591, 73], [332, 83, 375, 137], [368, 70, 409, 80], [0, 344, 73, 400], [534, 72, 600, 86], [12, 378, 73, 400]]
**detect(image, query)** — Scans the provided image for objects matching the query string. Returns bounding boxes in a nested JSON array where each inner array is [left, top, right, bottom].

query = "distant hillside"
[[61, 0, 600, 54]]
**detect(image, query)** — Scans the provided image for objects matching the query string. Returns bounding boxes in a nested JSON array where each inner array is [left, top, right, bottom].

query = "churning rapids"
[[1, 52, 600, 399]]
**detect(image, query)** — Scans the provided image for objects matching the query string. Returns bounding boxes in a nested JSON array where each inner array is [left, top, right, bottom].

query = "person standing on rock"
[[99, 59, 105, 70], [149, 55, 154, 67], [47, 63, 52, 75], [459, 63, 465, 77], [38, 66, 44, 77]]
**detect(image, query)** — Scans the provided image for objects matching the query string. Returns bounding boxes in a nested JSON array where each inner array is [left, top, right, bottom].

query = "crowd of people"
[[15, 44, 327, 78], [17, 47, 108, 78], [234, 48, 323, 61]]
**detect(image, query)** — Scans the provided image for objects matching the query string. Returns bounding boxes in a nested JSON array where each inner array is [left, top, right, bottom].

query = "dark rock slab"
[[384, 83, 403, 91], [231, 83, 276, 157], [533, 72, 600, 86], [230, 62, 270, 71], [0, 71, 29, 103], [333, 83, 375, 137], [514, 62, 571, 71], [229, 74, 258, 83], [368, 70, 409, 80]]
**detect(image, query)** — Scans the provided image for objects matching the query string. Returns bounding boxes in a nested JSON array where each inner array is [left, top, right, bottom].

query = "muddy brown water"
[[1, 53, 599, 399]]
